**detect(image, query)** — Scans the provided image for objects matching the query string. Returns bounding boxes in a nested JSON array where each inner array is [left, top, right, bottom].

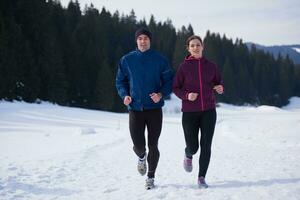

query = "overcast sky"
[[60, 0, 300, 46]]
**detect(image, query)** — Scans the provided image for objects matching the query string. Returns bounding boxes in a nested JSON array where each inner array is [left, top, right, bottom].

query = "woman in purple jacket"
[[173, 35, 224, 188]]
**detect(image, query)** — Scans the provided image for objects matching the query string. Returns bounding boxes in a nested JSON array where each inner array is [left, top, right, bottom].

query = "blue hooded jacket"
[[116, 49, 173, 111]]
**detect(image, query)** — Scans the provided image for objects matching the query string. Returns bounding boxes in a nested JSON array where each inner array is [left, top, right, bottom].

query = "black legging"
[[182, 109, 216, 177], [129, 108, 162, 178]]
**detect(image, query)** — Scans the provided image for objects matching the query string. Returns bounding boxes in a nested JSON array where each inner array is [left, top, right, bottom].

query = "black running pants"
[[129, 108, 162, 178], [182, 109, 216, 177]]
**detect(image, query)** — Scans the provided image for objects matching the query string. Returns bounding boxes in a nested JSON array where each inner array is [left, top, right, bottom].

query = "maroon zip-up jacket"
[[173, 55, 223, 112]]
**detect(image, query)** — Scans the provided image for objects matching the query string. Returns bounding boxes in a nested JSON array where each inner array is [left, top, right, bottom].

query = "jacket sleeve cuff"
[[185, 92, 189, 100], [120, 91, 129, 100]]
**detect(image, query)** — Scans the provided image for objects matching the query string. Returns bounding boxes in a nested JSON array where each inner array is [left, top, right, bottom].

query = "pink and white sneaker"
[[198, 176, 208, 188]]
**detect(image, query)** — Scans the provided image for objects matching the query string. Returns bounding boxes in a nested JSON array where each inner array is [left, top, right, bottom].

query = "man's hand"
[[123, 96, 132, 106], [150, 93, 162, 103]]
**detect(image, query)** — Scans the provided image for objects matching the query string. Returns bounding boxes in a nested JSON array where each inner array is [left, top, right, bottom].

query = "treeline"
[[0, 0, 299, 112], [204, 33, 300, 106]]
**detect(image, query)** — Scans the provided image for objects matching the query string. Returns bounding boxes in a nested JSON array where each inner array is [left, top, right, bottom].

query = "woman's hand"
[[188, 93, 198, 101], [213, 85, 224, 94]]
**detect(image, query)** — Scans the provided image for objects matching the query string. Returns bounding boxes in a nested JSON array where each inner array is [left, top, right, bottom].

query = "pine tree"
[[237, 64, 255, 104], [0, 13, 6, 99], [94, 60, 114, 111], [173, 25, 193, 70], [222, 57, 237, 103], [203, 31, 218, 64], [294, 65, 300, 96], [0, 15, 39, 101], [277, 56, 294, 105], [35, 1, 69, 104]]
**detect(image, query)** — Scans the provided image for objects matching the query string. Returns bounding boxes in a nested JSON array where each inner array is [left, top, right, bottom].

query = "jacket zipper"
[[198, 60, 204, 110]]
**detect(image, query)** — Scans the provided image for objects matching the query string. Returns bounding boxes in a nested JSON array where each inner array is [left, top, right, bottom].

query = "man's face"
[[136, 34, 150, 52]]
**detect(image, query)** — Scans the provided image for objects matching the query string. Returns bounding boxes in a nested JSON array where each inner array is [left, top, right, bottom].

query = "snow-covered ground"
[[1, 95, 300, 200]]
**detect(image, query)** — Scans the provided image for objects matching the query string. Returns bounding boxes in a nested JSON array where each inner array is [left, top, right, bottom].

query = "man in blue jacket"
[[116, 28, 173, 190]]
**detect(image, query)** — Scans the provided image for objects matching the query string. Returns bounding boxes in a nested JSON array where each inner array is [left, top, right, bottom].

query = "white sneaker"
[[145, 178, 155, 190], [137, 153, 147, 176]]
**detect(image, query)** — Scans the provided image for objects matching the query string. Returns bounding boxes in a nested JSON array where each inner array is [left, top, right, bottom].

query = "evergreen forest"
[[1, 0, 299, 112]]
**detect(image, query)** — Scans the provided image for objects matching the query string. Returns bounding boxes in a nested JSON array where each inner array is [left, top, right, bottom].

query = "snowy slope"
[[0, 96, 300, 200], [293, 48, 300, 54], [246, 43, 300, 64]]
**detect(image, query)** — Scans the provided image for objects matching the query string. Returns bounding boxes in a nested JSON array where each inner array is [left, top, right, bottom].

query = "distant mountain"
[[246, 43, 300, 65]]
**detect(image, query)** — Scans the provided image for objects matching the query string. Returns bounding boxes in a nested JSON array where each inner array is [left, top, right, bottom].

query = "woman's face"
[[187, 39, 204, 58]]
